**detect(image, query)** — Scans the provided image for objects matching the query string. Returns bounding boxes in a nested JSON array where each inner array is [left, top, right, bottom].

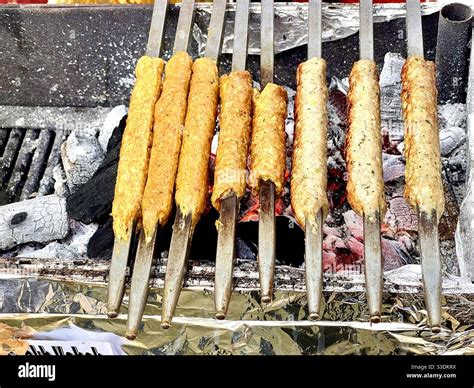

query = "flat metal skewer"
[[160, 0, 227, 330], [214, 0, 250, 319], [146, 0, 169, 57], [406, 0, 424, 57], [173, 0, 196, 54], [258, 0, 276, 303], [107, 0, 169, 320], [161, 211, 193, 329], [304, 0, 324, 321], [406, 0, 442, 332], [108, 225, 135, 318], [359, 0, 383, 323], [419, 210, 442, 331], [125, 0, 196, 339]]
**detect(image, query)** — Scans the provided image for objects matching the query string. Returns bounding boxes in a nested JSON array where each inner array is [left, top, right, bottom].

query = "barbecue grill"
[[0, 1, 473, 352]]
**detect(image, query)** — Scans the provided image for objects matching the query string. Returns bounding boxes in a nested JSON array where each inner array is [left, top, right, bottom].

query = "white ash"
[[380, 52, 405, 141], [52, 164, 69, 197], [327, 102, 346, 169], [384, 264, 474, 294], [440, 127, 467, 157], [284, 86, 296, 144], [17, 220, 98, 260], [438, 103, 467, 129], [61, 131, 105, 193], [379, 52, 405, 88], [0, 105, 115, 133], [0, 195, 69, 251], [98, 105, 127, 152], [211, 132, 219, 155], [329, 76, 348, 95]]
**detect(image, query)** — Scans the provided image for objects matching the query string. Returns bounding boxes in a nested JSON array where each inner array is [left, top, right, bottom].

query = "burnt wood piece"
[[0, 194, 69, 251]]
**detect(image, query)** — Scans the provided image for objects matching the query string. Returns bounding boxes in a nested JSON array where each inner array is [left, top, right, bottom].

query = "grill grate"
[[0, 127, 60, 205]]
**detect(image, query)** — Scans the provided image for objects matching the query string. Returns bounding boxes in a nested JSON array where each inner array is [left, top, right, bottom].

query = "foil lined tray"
[[0, 275, 473, 355], [0, 256, 473, 355]]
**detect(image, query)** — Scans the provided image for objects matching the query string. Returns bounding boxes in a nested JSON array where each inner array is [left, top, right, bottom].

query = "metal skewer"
[[214, 0, 250, 320], [125, 0, 196, 339], [406, 0, 442, 332], [160, 0, 227, 330], [304, 0, 324, 321], [258, 0, 276, 303], [359, 0, 383, 323], [107, 0, 169, 320]]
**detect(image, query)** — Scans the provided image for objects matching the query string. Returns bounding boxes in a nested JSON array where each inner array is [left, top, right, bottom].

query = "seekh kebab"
[[291, 19, 329, 319], [107, 0, 169, 319], [141, 51, 193, 241], [161, 57, 220, 329], [403, 0, 445, 332], [125, 0, 196, 339], [401, 55, 445, 331], [401, 56, 445, 220], [346, 60, 386, 219], [211, 71, 253, 211], [111, 56, 165, 243], [291, 58, 329, 231], [213, 0, 252, 320], [160, 0, 227, 329], [345, 0, 385, 322], [251, 0, 288, 303]]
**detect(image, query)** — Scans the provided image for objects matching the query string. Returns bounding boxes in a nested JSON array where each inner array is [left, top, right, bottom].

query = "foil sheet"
[[0, 257, 473, 355], [192, 2, 450, 56], [0, 276, 473, 355]]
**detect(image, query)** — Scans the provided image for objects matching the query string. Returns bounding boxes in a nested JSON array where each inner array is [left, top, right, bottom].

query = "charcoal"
[[87, 219, 115, 260], [66, 117, 125, 224]]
